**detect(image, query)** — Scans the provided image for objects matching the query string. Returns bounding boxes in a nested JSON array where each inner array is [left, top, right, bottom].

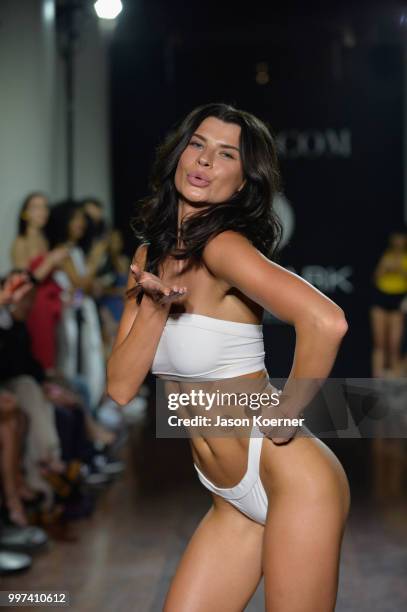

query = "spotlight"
[[94, 0, 123, 20]]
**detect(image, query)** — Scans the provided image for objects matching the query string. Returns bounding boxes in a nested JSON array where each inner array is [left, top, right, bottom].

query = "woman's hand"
[[128, 261, 187, 306], [48, 246, 70, 267], [88, 239, 109, 263], [259, 424, 300, 445], [0, 390, 18, 413], [0, 271, 33, 305], [42, 381, 81, 409]]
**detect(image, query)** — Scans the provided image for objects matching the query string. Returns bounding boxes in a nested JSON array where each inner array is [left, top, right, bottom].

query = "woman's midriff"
[[187, 369, 351, 516], [187, 368, 269, 488]]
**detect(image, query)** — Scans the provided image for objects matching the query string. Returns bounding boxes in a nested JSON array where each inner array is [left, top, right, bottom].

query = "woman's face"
[[68, 210, 87, 242], [174, 116, 246, 205], [24, 195, 49, 229], [389, 233, 407, 251], [84, 201, 103, 222]]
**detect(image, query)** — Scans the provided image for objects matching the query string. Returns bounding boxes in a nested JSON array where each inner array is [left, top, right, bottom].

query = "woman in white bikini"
[[107, 103, 351, 612]]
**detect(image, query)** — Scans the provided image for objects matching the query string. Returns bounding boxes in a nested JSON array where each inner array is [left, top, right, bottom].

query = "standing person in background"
[[79, 197, 109, 257], [46, 201, 115, 446], [10, 193, 69, 376], [96, 229, 130, 357], [369, 229, 407, 502], [370, 230, 407, 378]]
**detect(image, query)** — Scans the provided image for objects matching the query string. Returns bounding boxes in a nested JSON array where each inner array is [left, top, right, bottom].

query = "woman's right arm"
[[10, 237, 33, 271], [106, 245, 170, 405], [10, 238, 68, 281]]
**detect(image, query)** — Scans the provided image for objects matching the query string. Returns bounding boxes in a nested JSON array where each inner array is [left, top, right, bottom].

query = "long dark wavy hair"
[[130, 102, 283, 280], [45, 200, 83, 248], [17, 192, 48, 236]]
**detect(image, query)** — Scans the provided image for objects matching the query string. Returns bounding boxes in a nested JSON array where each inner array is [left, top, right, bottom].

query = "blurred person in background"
[[10, 192, 70, 377], [79, 196, 109, 257], [0, 270, 65, 517], [46, 201, 115, 446], [96, 228, 130, 357], [0, 271, 37, 527], [370, 229, 407, 378]]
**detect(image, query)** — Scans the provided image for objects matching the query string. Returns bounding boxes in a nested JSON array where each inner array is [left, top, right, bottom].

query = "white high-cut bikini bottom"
[[194, 423, 269, 525]]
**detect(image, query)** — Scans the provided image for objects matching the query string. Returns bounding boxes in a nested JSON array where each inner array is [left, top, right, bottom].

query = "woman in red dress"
[[10, 192, 69, 375]]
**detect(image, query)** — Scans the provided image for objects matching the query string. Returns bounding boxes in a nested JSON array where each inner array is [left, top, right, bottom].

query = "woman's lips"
[[187, 174, 210, 188]]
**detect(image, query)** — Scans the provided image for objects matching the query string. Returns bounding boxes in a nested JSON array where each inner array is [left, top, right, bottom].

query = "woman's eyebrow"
[[192, 132, 240, 152]]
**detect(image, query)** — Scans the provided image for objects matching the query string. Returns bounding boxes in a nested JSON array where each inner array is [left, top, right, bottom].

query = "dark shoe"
[[0, 550, 32, 574]]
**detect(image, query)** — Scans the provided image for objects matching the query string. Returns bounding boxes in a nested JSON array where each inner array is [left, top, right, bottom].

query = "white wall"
[[0, 0, 112, 276], [404, 46, 407, 225]]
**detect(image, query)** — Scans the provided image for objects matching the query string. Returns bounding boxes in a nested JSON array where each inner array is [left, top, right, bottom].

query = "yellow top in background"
[[376, 252, 407, 294]]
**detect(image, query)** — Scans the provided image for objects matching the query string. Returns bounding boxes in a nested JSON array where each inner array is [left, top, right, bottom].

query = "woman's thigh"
[[260, 434, 350, 612], [370, 306, 388, 347], [163, 495, 264, 612], [388, 310, 404, 351]]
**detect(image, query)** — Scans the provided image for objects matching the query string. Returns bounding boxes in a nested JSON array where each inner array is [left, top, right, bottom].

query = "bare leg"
[[12, 411, 37, 499], [262, 484, 348, 611], [387, 310, 405, 377], [371, 436, 388, 501], [370, 306, 388, 377], [3, 376, 61, 510], [163, 495, 264, 612], [387, 438, 404, 498], [0, 411, 28, 526], [258, 430, 350, 612]]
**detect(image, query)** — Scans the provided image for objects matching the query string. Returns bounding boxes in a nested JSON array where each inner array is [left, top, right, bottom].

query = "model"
[[107, 103, 351, 612]]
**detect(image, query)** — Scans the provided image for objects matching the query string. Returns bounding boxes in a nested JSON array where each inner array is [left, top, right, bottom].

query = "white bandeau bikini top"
[[151, 312, 265, 381]]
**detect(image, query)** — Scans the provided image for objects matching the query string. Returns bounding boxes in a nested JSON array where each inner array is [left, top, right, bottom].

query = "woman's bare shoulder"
[[203, 230, 253, 256], [202, 230, 258, 269], [11, 235, 26, 250]]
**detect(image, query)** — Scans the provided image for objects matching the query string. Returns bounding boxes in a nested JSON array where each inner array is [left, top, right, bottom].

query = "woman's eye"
[[221, 151, 234, 159], [189, 141, 202, 148]]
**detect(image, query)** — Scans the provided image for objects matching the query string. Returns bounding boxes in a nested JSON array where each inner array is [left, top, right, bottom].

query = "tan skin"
[[51, 209, 116, 446], [0, 391, 30, 526], [10, 195, 70, 282], [369, 234, 407, 500], [1, 272, 49, 523], [370, 232, 407, 378], [107, 117, 351, 611], [55, 209, 109, 296]]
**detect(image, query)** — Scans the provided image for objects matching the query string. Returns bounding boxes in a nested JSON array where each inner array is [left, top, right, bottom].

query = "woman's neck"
[[177, 198, 209, 246], [26, 225, 42, 240]]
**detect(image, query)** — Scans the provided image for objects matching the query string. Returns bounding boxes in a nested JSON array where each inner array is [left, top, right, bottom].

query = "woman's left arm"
[[203, 231, 348, 443]]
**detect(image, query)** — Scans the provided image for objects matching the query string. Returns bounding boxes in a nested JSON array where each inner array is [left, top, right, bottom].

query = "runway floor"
[[2, 427, 407, 612]]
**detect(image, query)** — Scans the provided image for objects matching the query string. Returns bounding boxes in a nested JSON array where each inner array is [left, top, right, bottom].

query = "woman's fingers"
[[157, 287, 187, 305], [127, 267, 188, 305], [130, 262, 142, 281]]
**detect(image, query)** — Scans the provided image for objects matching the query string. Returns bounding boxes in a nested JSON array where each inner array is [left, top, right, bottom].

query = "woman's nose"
[[198, 151, 213, 166]]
